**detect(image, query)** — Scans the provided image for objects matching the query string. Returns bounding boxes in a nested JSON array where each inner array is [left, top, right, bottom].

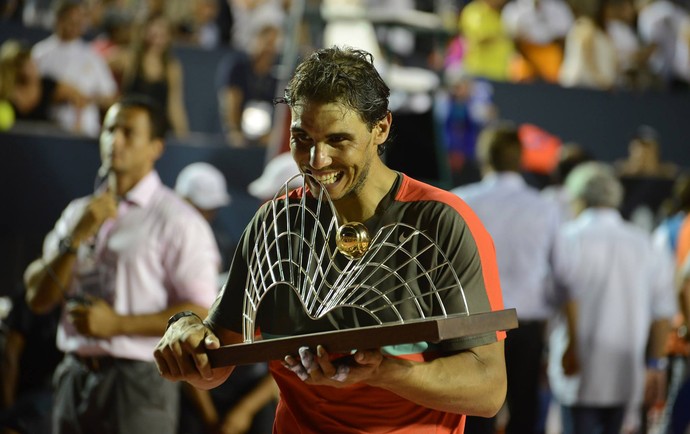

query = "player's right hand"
[[153, 315, 220, 382]]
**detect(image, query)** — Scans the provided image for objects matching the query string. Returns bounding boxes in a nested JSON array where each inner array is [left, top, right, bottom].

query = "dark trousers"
[[561, 405, 625, 434], [465, 320, 546, 434], [52, 354, 180, 434]]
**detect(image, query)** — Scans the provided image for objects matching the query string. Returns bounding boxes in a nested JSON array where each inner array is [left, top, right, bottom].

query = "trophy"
[[209, 174, 517, 367]]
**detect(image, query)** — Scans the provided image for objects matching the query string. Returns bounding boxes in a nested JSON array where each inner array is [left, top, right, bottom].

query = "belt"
[[70, 353, 120, 372]]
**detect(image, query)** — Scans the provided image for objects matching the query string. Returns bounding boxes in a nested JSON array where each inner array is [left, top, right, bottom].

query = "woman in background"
[[121, 13, 189, 137]]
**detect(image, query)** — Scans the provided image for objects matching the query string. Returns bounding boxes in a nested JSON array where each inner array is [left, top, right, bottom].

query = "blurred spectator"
[[131, 0, 200, 40], [175, 162, 231, 224], [615, 125, 678, 179], [31, 0, 118, 137], [615, 125, 678, 230], [183, 0, 223, 49], [0, 292, 62, 434], [229, 0, 286, 50], [603, 0, 658, 89], [21, 0, 54, 28], [174, 161, 233, 271], [216, 13, 283, 147], [558, 3, 618, 90], [459, 0, 516, 81], [651, 172, 690, 434], [673, 220, 690, 433], [0, 39, 89, 126], [548, 161, 677, 434], [451, 121, 562, 434], [501, 0, 574, 83], [654, 173, 690, 253], [122, 13, 190, 137], [91, 8, 134, 88], [637, 0, 690, 90], [435, 65, 497, 186]]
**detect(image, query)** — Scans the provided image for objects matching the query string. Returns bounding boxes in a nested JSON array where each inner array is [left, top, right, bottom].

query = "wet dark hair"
[[118, 94, 167, 140], [278, 46, 391, 155]]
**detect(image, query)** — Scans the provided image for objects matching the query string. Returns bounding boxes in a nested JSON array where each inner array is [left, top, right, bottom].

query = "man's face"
[[289, 101, 388, 202], [56, 6, 85, 41], [99, 104, 162, 180]]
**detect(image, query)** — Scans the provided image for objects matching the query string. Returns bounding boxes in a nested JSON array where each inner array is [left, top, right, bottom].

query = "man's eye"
[[293, 136, 312, 146]]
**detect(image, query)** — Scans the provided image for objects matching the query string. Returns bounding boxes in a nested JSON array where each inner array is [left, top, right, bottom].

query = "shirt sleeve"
[[164, 211, 222, 309]]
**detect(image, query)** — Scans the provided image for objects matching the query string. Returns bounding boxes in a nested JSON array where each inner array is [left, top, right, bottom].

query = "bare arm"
[[219, 86, 245, 147], [167, 60, 189, 138], [368, 341, 506, 416]]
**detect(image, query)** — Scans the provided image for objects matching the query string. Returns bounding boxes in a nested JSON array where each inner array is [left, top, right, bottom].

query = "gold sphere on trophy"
[[336, 222, 370, 259]]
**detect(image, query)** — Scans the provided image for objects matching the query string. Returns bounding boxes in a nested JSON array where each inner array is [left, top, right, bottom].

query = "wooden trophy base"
[[208, 308, 518, 367]]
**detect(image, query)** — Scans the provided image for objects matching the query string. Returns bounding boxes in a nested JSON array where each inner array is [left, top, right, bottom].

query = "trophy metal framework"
[[209, 174, 517, 367]]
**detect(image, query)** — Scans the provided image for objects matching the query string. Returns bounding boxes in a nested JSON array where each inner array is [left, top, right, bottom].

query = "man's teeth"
[[314, 173, 339, 185]]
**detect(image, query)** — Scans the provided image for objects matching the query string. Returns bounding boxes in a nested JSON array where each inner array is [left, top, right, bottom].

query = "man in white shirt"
[[548, 161, 677, 434], [451, 121, 562, 434], [32, 1, 117, 137]]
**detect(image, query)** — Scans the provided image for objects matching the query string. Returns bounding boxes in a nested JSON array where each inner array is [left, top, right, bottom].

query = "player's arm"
[[285, 340, 506, 417], [363, 340, 506, 416]]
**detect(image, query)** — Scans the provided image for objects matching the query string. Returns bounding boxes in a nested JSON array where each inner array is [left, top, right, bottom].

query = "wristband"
[[166, 311, 202, 331], [647, 357, 669, 371]]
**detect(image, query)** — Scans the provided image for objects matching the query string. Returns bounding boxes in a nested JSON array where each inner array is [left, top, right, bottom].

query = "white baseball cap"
[[175, 162, 232, 210], [247, 152, 301, 200]]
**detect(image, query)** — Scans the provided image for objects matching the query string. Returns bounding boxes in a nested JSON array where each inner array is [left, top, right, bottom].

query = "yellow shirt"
[[459, 0, 515, 81]]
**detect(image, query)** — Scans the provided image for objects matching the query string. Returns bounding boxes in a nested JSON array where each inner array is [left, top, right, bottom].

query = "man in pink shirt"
[[23, 95, 221, 434]]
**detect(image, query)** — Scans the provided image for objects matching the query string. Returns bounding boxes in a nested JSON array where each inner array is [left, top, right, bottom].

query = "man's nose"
[[309, 143, 332, 170]]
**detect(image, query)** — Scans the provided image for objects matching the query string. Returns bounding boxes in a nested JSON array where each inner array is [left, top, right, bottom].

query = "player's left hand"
[[282, 345, 384, 387]]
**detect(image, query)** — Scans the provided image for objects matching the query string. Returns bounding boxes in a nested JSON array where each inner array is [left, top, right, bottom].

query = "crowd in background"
[[1, 0, 690, 434], [1, 0, 689, 141]]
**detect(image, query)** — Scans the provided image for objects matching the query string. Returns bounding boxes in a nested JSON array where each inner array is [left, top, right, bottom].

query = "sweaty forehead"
[[290, 101, 363, 130]]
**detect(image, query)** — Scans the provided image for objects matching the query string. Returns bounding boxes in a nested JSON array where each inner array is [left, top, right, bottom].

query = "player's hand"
[[153, 315, 221, 382], [282, 345, 384, 387]]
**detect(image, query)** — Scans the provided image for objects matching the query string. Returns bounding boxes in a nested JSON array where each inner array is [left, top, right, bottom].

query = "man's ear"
[[151, 138, 165, 161], [374, 112, 392, 145]]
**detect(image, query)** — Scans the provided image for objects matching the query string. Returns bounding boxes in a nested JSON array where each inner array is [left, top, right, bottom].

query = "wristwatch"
[[58, 236, 78, 255], [166, 311, 202, 331]]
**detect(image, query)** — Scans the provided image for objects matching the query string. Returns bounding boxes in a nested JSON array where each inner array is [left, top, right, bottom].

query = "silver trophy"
[[209, 174, 517, 367]]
